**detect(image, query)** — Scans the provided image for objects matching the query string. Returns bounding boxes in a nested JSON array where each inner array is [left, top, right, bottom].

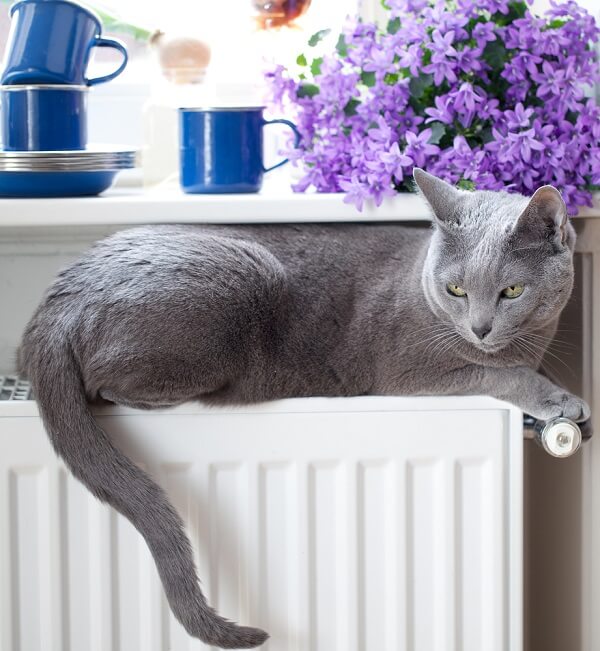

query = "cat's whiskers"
[[511, 337, 565, 381], [514, 334, 575, 381], [421, 334, 449, 358], [404, 324, 456, 350], [514, 337, 564, 384], [522, 330, 578, 351], [517, 334, 571, 368], [512, 338, 565, 380], [420, 327, 456, 349], [420, 332, 458, 357], [427, 332, 463, 361], [512, 337, 539, 363], [430, 334, 464, 362], [517, 339, 574, 358]]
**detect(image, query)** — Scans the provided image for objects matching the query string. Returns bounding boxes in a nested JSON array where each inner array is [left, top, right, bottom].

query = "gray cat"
[[17, 168, 590, 648]]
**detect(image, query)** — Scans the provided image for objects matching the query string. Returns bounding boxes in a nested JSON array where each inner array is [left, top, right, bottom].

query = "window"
[[86, 0, 361, 83]]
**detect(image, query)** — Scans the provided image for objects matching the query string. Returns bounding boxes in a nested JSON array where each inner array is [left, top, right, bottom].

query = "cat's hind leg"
[[98, 388, 183, 410]]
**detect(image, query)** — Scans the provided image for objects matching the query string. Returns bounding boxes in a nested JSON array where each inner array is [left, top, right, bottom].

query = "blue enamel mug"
[[1, 0, 128, 86], [0, 85, 87, 150], [179, 107, 300, 194]]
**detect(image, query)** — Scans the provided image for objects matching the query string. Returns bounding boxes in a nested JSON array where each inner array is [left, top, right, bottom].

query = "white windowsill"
[[0, 185, 598, 228], [0, 186, 432, 227]]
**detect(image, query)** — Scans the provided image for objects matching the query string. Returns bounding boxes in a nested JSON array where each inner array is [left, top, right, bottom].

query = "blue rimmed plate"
[[0, 145, 137, 196], [0, 169, 120, 197]]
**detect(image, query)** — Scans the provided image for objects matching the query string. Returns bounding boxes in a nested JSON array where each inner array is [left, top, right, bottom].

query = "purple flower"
[[267, 0, 600, 213], [365, 174, 397, 206], [395, 42, 423, 76], [429, 29, 458, 59], [473, 22, 496, 47], [450, 82, 486, 127], [339, 175, 370, 211], [423, 29, 460, 85], [455, 47, 485, 75], [368, 142, 414, 182], [424, 58, 458, 86], [363, 46, 395, 75], [531, 58, 584, 110], [491, 125, 546, 163], [503, 103, 535, 130], [367, 116, 394, 145], [424, 94, 455, 124], [404, 129, 441, 167]]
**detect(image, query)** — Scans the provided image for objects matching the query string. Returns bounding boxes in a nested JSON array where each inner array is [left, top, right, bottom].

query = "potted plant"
[[266, 0, 600, 212]]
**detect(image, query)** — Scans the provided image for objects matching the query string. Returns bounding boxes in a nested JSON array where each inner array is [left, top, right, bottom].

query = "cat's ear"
[[512, 185, 569, 250], [413, 168, 462, 228]]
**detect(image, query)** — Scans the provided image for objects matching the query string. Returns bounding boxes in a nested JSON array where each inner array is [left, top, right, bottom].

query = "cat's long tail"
[[25, 337, 268, 649]]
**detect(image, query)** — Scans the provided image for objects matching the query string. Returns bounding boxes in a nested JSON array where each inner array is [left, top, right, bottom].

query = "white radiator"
[[0, 395, 523, 651]]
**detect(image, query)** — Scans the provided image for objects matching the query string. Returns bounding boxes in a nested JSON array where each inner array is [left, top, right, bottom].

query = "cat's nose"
[[472, 324, 492, 340]]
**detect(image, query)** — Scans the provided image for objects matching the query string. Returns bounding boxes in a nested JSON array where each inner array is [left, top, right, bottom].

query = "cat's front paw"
[[535, 391, 591, 422]]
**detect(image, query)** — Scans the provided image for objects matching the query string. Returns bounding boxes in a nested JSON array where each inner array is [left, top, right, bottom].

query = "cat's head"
[[415, 168, 576, 354]]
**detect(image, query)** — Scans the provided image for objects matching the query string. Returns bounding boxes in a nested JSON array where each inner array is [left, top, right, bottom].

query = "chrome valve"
[[536, 418, 582, 458], [523, 416, 591, 458]]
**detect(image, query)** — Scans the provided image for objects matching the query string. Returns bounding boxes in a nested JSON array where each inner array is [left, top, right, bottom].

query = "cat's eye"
[[447, 283, 467, 297], [502, 284, 524, 299]]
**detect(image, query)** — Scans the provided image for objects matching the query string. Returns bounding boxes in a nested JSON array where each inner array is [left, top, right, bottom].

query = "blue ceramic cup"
[[179, 107, 300, 194], [0, 85, 88, 150], [1, 0, 128, 86]]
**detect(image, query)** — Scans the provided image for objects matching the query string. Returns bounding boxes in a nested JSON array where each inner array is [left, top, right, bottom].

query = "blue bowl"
[[0, 170, 118, 197]]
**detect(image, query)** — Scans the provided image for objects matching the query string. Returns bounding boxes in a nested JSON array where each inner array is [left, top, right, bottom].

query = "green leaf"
[[493, 1, 528, 26], [409, 73, 434, 99], [547, 18, 568, 29], [384, 72, 399, 85], [510, 1, 528, 18], [336, 34, 348, 57], [387, 17, 401, 34], [308, 28, 331, 47], [361, 71, 377, 87], [343, 98, 361, 116], [457, 179, 476, 191], [466, 16, 485, 33], [427, 122, 446, 145], [91, 8, 153, 41], [480, 127, 495, 144], [297, 83, 320, 98], [380, 0, 390, 8], [310, 57, 323, 76], [483, 40, 508, 70], [566, 110, 578, 124], [296, 53, 307, 66]]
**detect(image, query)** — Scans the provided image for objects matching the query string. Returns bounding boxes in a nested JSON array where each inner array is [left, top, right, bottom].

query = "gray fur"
[[18, 169, 589, 647]]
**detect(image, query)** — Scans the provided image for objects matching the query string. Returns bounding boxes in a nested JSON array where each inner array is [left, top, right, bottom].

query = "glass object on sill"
[[253, 0, 312, 29], [143, 32, 212, 187], [150, 31, 211, 84], [142, 81, 205, 187]]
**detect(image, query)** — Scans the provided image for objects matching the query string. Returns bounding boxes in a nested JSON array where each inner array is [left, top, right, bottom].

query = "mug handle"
[[85, 37, 129, 86], [262, 118, 301, 173]]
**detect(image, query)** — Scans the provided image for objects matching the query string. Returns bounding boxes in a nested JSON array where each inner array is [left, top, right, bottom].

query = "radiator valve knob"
[[537, 418, 582, 458]]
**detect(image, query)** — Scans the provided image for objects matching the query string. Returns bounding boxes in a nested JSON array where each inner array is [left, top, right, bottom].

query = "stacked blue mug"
[[0, 0, 136, 196]]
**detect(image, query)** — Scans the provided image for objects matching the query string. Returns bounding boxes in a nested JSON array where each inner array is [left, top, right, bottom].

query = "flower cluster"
[[266, 0, 600, 212]]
